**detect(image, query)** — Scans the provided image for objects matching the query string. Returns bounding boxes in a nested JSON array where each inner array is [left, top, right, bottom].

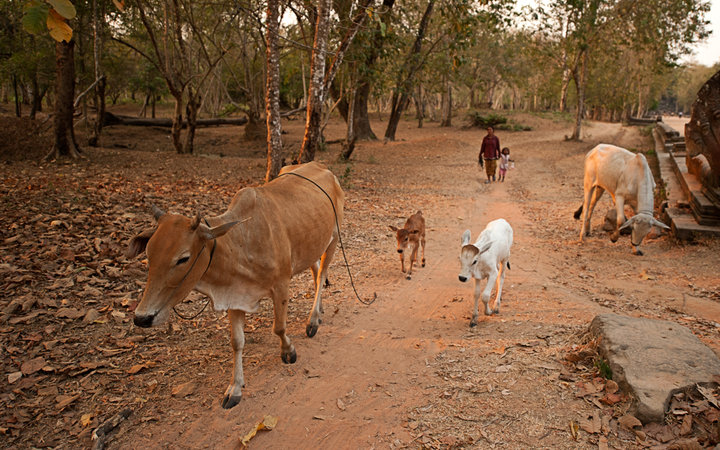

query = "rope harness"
[[278, 171, 377, 305], [172, 219, 216, 320]]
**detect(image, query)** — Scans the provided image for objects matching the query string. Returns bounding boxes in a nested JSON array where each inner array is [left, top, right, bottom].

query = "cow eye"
[[472, 259, 478, 265], [176, 256, 190, 266]]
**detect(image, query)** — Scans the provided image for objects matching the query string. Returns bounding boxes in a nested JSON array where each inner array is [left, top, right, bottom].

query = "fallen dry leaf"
[[21, 357, 46, 375], [8, 371, 22, 384], [618, 414, 642, 430], [604, 379, 618, 394], [57, 308, 84, 319], [171, 382, 197, 398], [336, 398, 346, 411], [127, 364, 146, 375], [569, 420, 579, 440], [239, 415, 278, 448]]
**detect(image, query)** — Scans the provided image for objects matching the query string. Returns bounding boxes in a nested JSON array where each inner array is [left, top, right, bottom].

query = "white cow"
[[458, 219, 513, 327], [574, 144, 669, 255]]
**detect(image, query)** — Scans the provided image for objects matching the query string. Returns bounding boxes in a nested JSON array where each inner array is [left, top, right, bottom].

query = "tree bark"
[[89, 0, 105, 147], [49, 40, 81, 159], [570, 49, 588, 141], [265, 0, 284, 182], [170, 90, 184, 153], [12, 74, 21, 118], [414, 84, 424, 128], [440, 80, 452, 127], [384, 0, 435, 141], [182, 93, 200, 154], [299, 0, 332, 163]]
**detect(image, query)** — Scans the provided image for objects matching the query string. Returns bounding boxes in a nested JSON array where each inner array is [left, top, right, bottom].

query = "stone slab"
[[589, 313, 720, 423]]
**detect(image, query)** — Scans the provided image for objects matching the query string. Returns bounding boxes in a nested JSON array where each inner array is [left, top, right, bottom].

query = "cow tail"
[[573, 204, 583, 220]]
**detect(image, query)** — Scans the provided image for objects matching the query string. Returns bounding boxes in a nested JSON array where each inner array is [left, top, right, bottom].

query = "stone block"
[[590, 313, 720, 423]]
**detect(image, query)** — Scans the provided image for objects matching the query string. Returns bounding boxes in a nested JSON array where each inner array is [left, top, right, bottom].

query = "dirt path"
[[2, 112, 718, 449], [103, 116, 718, 449]]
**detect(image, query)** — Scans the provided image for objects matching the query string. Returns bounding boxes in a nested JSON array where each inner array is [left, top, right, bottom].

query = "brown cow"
[[389, 211, 426, 280], [126, 162, 344, 409]]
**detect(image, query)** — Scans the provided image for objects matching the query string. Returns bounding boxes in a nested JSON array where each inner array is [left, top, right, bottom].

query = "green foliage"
[[594, 358, 612, 380], [338, 163, 354, 189], [467, 111, 508, 128], [22, 2, 50, 35]]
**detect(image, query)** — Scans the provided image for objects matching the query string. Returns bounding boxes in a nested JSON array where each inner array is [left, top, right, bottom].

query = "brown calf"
[[389, 211, 426, 280]]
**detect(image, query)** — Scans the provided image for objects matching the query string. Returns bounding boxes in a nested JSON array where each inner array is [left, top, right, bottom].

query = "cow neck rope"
[[278, 171, 377, 305], [172, 219, 217, 320]]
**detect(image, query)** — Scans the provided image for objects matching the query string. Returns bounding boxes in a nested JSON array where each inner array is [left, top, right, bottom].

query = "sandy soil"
[[1, 109, 718, 449]]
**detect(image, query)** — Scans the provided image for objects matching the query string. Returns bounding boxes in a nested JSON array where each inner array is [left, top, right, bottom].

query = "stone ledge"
[[589, 313, 720, 423]]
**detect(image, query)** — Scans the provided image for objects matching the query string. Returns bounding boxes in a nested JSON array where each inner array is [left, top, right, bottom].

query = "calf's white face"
[[458, 229, 491, 282]]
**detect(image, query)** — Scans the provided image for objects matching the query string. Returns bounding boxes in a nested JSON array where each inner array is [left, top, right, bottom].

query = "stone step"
[[663, 207, 720, 240]]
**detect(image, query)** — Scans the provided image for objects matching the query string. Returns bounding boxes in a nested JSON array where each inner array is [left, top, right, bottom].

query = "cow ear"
[[461, 230, 471, 246], [652, 218, 670, 230], [190, 213, 201, 231], [619, 216, 636, 230], [150, 204, 165, 221], [477, 241, 492, 254], [198, 221, 240, 241], [126, 228, 156, 258], [389, 225, 398, 232]]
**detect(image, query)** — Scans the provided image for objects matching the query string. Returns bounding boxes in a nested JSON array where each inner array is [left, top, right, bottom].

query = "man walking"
[[479, 126, 500, 183]]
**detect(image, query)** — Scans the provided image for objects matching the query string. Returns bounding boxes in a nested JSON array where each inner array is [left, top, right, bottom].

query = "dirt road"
[[1, 112, 718, 449]]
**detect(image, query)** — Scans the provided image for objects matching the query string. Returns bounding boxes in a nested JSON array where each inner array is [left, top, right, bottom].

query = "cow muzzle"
[[397, 249, 403, 254], [134, 313, 156, 328], [458, 275, 468, 283]]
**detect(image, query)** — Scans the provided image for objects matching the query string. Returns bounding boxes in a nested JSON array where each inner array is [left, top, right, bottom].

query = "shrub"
[[467, 111, 508, 128]]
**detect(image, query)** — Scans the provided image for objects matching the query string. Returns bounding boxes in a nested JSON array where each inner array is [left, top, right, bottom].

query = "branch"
[[74, 75, 106, 109]]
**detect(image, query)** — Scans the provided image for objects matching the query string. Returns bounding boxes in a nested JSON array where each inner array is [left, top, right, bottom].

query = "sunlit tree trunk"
[[299, 0, 332, 163], [265, 0, 283, 181], [570, 49, 588, 141]]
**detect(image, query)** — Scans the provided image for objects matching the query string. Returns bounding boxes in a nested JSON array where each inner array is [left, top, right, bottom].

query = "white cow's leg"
[[272, 283, 296, 364], [470, 278, 482, 327], [307, 238, 337, 338], [579, 186, 595, 240], [584, 186, 604, 239], [492, 261, 508, 314], [221, 309, 246, 409], [483, 269, 498, 316], [611, 196, 625, 243]]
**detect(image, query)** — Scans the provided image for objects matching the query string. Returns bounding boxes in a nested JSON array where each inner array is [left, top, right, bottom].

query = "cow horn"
[[151, 204, 165, 220], [652, 218, 670, 230], [619, 215, 636, 230], [191, 213, 202, 230]]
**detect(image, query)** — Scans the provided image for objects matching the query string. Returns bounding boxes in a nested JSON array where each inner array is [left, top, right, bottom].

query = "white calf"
[[458, 219, 513, 327]]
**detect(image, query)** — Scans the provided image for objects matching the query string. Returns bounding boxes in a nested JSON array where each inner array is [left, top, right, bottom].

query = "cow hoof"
[[469, 321, 478, 328], [282, 349, 297, 364], [306, 323, 319, 338], [221, 394, 242, 409], [492, 308, 500, 314], [422, 261, 426, 267], [406, 275, 411, 280], [634, 249, 644, 256]]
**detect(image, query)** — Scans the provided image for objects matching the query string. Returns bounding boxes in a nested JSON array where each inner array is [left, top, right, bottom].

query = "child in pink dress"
[[499, 147, 511, 182]]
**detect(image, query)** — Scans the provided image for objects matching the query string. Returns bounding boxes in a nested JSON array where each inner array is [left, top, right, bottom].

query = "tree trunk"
[[384, 0, 435, 141], [340, 0, 395, 142], [12, 74, 21, 118], [440, 80, 452, 127], [570, 50, 588, 141], [265, 0, 283, 182], [341, 88, 357, 160], [170, 90, 184, 153], [30, 75, 40, 120], [182, 93, 200, 154], [89, 0, 105, 147], [48, 40, 81, 160], [299, 0, 332, 163], [414, 84, 424, 128]]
